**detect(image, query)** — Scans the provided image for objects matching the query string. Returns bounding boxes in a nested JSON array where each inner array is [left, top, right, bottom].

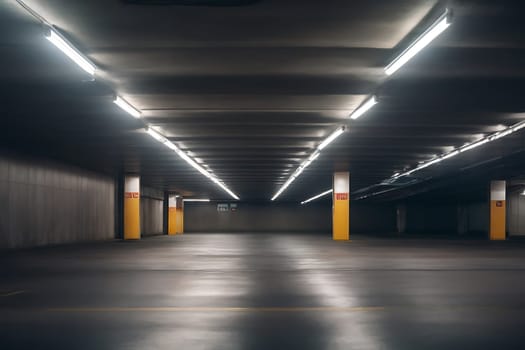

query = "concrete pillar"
[[490, 180, 506, 240], [168, 195, 179, 235], [123, 175, 140, 240], [396, 203, 407, 234], [333, 172, 350, 241]]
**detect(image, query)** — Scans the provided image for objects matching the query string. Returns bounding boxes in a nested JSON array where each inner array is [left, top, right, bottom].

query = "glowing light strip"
[[301, 189, 333, 205], [20, 1, 239, 201], [391, 120, 525, 180], [271, 126, 346, 201], [350, 96, 378, 120], [385, 9, 452, 76], [145, 127, 240, 200], [45, 28, 96, 76], [183, 199, 210, 202], [318, 126, 345, 150], [114, 96, 141, 118], [272, 126, 346, 201]]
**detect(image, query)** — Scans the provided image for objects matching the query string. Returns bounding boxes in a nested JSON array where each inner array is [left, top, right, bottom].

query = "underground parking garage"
[[2, 0, 525, 349]]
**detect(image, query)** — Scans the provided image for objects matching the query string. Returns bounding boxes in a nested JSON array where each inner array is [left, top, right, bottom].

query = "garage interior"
[[1, 0, 525, 348]]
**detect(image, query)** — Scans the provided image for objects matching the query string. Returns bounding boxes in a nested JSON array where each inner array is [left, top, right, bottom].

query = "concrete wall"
[[351, 204, 396, 233], [184, 202, 396, 234], [140, 186, 164, 236], [406, 203, 458, 234], [466, 202, 489, 235], [185, 202, 330, 233], [402, 196, 525, 237], [404, 201, 489, 236], [508, 191, 525, 236], [0, 153, 115, 249]]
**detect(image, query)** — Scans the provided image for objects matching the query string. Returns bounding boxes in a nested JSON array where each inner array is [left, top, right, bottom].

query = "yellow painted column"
[[124, 175, 140, 240], [168, 195, 178, 235], [175, 196, 184, 234], [333, 172, 350, 241], [490, 180, 506, 240]]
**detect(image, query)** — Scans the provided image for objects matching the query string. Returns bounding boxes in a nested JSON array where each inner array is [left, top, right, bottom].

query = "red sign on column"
[[335, 193, 348, 200], [125, 192, 140, 199]]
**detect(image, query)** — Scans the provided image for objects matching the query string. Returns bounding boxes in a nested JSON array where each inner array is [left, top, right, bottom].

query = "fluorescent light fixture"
[[489, 128, 514, 141], [207, 179, 234, 199], [459, 138, 489, 153], [45, 28, 96, 76], [146, 127, 168, 144], [26, 6, 237, 200], [513, 121, 525, 131], [143, 127, 240, 200], [183, 199, 210, 202], [440, 150, 459, 160], [385, 9, 452, 76], [175, 149, 210, 177], [164, 141, 180, 152], [271, 176, 297, 201], [350, 96, 377, 120], [391, 119, 525, 180], [308, 152, 321, 161], [521, 190, 525, 196], [317, 126, 346, 150], [114, 96, 141, 118], [300, 152, 320, 169], [272, 127, 345, 200], [301, 189, 333, 205], [294, 167, 305, 178], [271, 150, 324, 200]]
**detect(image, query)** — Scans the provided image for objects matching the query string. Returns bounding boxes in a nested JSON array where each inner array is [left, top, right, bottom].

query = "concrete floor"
[[2, 233, 525, 349]]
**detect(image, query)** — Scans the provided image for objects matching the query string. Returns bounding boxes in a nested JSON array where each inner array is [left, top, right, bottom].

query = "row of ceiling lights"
[[33, 1, 454, 203], [303, 8, 525, 204], [23, 3, 510, 204], [270, 98, 381, 201], [389, 120, 525, 181], [289, 9, 452, 204], [22, 1, 241, 200]]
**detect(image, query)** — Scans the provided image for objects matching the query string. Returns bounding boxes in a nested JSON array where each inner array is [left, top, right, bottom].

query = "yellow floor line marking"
[[46, 306, 384, 313], [0, 290, 25, 297]]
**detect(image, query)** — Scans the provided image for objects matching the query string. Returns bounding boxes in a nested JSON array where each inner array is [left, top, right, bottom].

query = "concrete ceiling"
[[1, 0, 525, 201]]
